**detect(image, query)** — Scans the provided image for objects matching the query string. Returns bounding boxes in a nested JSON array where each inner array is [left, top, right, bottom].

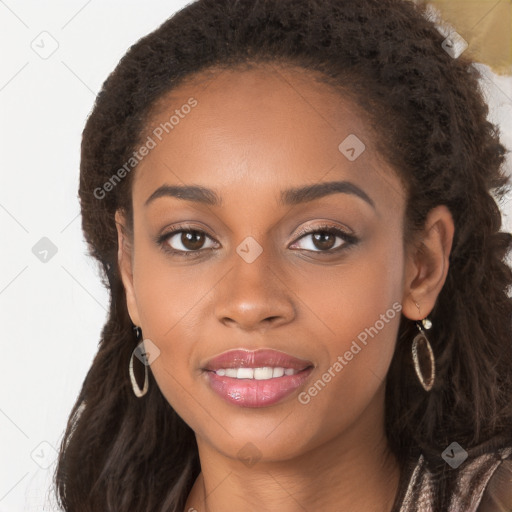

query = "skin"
[[115, 64, 454, 512]]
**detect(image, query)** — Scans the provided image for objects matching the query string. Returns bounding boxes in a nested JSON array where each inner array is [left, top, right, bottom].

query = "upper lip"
[[202, 349, 314, 371]]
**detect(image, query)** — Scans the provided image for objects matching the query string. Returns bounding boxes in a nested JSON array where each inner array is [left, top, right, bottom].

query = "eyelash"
[[156, 223, 358, 258]]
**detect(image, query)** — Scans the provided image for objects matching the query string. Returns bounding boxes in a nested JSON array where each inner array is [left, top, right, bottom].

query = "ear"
[[401, 205, 455, 321], [115, 209, 141, 327]]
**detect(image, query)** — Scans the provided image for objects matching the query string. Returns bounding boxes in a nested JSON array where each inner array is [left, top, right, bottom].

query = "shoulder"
[[449, 443, 512, 512], [477, 447, 512, 512], [396, 444, 512, 511]]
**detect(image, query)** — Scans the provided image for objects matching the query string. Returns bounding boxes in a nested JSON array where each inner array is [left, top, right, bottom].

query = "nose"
[[214, 248, 296, 331]]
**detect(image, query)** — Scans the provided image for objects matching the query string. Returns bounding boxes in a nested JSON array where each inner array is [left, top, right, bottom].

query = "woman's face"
[[117, 65, 418, 462]]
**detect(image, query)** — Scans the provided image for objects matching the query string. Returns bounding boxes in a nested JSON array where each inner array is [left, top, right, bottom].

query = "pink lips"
[[202, 349, 314, 408]]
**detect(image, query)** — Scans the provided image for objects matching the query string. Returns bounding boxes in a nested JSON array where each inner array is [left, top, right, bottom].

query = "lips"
[[203, 348, 313, 371], [202, 348, 315, 408]]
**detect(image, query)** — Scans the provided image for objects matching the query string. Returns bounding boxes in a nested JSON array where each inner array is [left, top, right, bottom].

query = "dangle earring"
[[412, 303, 435, 392], [129, 325, 149, 398]]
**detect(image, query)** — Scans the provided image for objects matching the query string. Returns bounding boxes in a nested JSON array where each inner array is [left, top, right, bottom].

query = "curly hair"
[[54, 0, 512, 510]]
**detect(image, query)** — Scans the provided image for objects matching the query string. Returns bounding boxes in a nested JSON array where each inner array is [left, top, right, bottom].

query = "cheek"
[[296, 226, 404, 345], [131, 247, 218, 419], [132, 239, 213, 337], [293, 232, 404, 413]]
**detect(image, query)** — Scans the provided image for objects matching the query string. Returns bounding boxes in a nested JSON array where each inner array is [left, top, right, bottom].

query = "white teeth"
[[254, 367, 273, 380], [272, 367, 284, 378], [214, 366, 300, 379], [237, 368, 254, 379]]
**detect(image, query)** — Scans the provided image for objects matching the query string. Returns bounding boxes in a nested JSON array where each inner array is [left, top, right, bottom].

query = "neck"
[[184, 386, 401, 512]]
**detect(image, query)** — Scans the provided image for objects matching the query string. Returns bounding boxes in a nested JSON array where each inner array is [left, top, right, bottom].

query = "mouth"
[[209, 366, 309, 379], [201, 348, 314, 407], [202, 348, 313, 372]]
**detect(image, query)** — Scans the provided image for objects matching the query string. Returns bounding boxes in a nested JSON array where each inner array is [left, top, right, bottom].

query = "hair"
[[54, 0, 512, 510]]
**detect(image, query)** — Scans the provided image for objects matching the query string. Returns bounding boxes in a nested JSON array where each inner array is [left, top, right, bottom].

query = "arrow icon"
[[339, 134, 365, 161], [237, 442, 262, 467], [30, 31, 59, 60], [30, 440, 58, 469], [236, 236, 263, 263], [32, 237, 58, 262], [441, 32, 468, 59], [442, 441, 468, 468]]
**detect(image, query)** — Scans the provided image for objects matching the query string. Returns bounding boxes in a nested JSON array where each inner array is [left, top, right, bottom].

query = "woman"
[[55, 0, 512, 510]]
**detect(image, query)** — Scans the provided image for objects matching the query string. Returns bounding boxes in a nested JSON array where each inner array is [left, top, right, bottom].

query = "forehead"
[[132, 64, 405, 210]]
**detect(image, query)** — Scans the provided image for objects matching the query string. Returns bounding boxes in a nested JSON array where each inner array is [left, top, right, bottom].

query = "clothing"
[[392, 443, 512, 511]]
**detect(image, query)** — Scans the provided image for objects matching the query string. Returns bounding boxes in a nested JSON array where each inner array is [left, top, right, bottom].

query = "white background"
[[0, 1, 511, 511]]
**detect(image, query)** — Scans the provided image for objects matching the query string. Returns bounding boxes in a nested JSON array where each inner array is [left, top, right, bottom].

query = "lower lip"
[[204, 367, 314, 408]]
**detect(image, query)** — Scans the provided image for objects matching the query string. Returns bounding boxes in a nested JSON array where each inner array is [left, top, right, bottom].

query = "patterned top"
[[392, 444, 512, 511]]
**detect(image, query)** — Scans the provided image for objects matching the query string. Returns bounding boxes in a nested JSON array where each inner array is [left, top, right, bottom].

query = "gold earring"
[[129, 326, 149, 398], [411, 316, 435, 392]]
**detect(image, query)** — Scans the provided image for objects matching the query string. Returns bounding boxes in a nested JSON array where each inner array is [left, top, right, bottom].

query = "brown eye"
[[180, 231, 206, 251], [290, 225, 356, 253], [311, 232, 337, 251], [161, 229, 218, 254]]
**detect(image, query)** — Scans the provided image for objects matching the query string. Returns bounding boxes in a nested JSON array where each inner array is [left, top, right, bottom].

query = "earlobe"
[[402, 205, 455, 321], [115, 209, 141, 326]]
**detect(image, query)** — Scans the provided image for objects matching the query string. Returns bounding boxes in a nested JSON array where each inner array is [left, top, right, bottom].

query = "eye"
[[156, 222, 358, 258], [289, 224, 358, 253], [157, 225, 219, 256]]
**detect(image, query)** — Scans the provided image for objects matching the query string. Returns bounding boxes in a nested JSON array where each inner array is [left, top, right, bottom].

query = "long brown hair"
[[55, 0, 512, 510]]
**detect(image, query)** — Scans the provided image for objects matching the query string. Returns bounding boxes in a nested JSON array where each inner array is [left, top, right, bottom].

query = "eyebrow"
[[144, 180, 375, 210]]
